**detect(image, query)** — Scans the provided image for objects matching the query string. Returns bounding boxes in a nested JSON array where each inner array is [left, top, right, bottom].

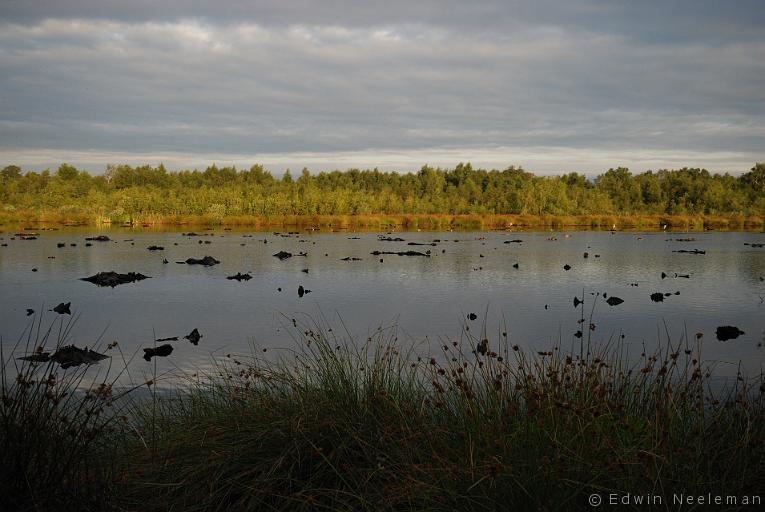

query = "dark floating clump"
[[716, 325, 745, 341], [370, 250, 429, 257], [156, 336, 178, 342], [503, 239, 523, 244], [407, 242, 437, 246], [227, 272, 252, 281], [18, 351, 49, 363], [185, 328, 202, 345], [184, 256, 220, 266], [573, 297, 583, 308], [81, 271, 150, 288], [143, 344, 173, 361], [563, 264, 571, 271], [512, 263, 519, 269], [147, 245, 164, 251], [673, 249, 706, 255], [467, 313, 477, 321], [26, 308, 34, 316], [378, 236, 405, 242], [52, 302, 71, 315], [20, 345, 109, 369], [273, 251, 293, 260], [650, 292, 665, 302], [85, 235, 111, 242], [53, 346, 109, 368], [341, 257, 362, 261], [298, 285, 312, 297], [744, 243, 764, 248], [57, 242, 65, 248], [606, 296, 624, 306]]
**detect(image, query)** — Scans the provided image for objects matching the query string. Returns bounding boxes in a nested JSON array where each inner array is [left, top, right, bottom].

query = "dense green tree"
[[0, 162, 762, 219], [56, 163, 79, 181], [1, 165, 22, 182]]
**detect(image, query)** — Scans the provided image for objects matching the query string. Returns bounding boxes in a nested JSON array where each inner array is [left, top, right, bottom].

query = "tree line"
[[1, 162, 763, 220]]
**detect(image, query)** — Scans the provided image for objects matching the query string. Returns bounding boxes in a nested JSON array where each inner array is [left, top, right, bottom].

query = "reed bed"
[[119, 313, 765, 511], [2, 311, 764, 511], [1, 211, 763, 231]]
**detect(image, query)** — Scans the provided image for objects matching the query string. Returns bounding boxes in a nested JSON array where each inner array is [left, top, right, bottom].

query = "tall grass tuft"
[[0, 313, 134, 511], [119, 314, 765, 511]]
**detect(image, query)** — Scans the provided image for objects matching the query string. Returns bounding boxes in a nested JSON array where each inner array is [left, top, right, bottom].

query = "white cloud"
[[1, 145, 759, 176]]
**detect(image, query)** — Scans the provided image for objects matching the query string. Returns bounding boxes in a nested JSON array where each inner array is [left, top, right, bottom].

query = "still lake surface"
[[1, 228, 763, 382]]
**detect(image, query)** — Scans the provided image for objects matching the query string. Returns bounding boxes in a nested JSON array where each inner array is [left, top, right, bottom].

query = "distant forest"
[[1, 162, 763, 220]]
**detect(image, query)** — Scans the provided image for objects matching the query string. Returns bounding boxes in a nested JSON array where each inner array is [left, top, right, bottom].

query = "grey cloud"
[[0, 3, 763, 174], [3, 1, 765, 43]]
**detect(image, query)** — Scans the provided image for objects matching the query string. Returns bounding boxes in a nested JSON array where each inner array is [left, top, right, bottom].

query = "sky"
[[1, 0, 763, 176]]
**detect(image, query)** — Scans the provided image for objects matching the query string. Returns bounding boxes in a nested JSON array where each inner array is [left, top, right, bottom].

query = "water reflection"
[[1, 228, 763, 382]]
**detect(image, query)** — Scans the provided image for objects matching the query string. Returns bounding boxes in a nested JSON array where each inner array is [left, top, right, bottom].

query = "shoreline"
[[2, 212, 763, 231]]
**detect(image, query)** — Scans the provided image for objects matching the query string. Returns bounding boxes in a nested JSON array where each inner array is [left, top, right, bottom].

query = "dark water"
[[1, 228, 763, 382]]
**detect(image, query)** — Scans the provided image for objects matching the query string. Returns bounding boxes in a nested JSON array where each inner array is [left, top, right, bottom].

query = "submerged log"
[[370, 250, 429, 257], [19, 345, 110, 368], [227, 272, 252, 281], [52, 302, 71, 315], [606, 296, 624, 306], [81, 271, 150, 288], [184, 256, 220, 266], [185, 328, 202, 345], [143, 344, 173, 361], [672, 249, 706, 255], [716, 326, 745, 341]]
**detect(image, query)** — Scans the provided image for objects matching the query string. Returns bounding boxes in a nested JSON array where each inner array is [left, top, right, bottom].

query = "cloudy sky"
[[1, 1, 763, 175]]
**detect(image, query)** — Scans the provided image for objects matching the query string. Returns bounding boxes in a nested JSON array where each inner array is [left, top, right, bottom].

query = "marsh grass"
[[2, 309, 763, 510], [0, 312, 138, 511], [117, 312, 765, 511]]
